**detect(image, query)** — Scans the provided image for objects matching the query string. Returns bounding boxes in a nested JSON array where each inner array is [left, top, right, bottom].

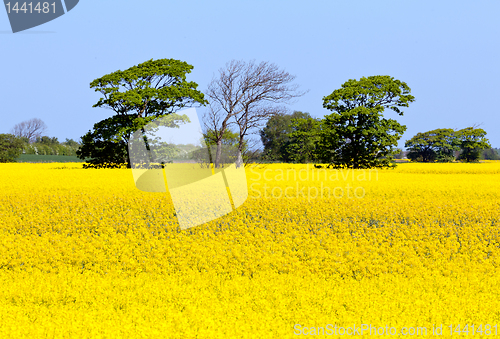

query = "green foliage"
[[260, 111, 311, 162], [0, 134, 24, 162], [22, 136, 81, 156], [405, 128, 459, 162], [204, 129, 240, 148], [90, 59, 207, 120], [192, 129, 248, 165], [16, 154, 85, 163], [317, 76, 415, 169], [81, 58, 207, 168], [62, 138, 80, 148], [77, 115, 134, 169], [287, 117, 321, 163], [456, 127, 491, 162], [36, 136, 59, 145], [393, 148, 404, 160]]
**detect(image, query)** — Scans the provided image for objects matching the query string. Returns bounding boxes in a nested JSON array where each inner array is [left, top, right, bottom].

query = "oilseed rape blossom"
[[0, 162, 499, 338]]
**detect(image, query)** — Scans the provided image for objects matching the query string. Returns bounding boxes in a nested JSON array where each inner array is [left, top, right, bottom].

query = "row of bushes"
[[23, 136, 80, 156], [23, 143, 79, 156]]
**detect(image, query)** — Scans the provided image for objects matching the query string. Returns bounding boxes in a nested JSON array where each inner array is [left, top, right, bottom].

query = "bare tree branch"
[[203, 59, 306, 167]]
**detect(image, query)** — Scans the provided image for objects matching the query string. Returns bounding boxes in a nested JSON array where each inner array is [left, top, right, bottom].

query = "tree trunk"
[[126, 141, 132, 169], [236, 139, 244, 168]]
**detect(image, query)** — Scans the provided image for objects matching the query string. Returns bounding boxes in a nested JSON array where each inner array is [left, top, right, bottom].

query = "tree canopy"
[[260, 111, 311, 162], [456, 127, 491, 162], [405, 128, 459, 162], [286, 116, 321, 163], [481, 148, 500, 160], [317, 75, 415, 169], [404, 127, 492, 163], [0, 134, 24, 163], [77, 115, 134, 168], [79, 58, 207, 168]]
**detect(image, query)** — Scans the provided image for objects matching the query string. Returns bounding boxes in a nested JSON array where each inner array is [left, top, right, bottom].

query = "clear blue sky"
[[1, 0, 499, 148]]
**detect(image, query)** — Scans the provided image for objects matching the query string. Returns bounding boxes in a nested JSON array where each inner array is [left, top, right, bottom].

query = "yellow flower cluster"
[[0, 162, 499, 338]]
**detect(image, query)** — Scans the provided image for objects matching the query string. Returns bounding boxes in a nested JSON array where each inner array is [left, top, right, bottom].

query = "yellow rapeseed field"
[[1, 162, 500, 338]]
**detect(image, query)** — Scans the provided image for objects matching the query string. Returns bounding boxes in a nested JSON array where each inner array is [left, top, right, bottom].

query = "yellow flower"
[[0, 162, 499, 337]]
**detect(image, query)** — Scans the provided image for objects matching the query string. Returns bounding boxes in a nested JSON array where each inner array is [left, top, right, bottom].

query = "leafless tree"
[[202, 104, 234, 168], [10, 118, 48, 143], [204, 60, 305, 167]]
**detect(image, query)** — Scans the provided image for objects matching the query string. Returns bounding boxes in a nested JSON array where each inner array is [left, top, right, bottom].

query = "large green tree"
[[260, 111, 311, 162], [78, 58, 207, 168], [77, 115, 134, 168], [0, 134, 24, 162], [456, 127, 491, 162], [317, 76, 415, 169], [405, 128, 459, 162]]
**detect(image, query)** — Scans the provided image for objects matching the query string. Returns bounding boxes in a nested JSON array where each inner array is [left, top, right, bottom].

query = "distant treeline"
[[482, 148, 500, 160], [22, 136, 81, 156], [394, 148, 500, 161]]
